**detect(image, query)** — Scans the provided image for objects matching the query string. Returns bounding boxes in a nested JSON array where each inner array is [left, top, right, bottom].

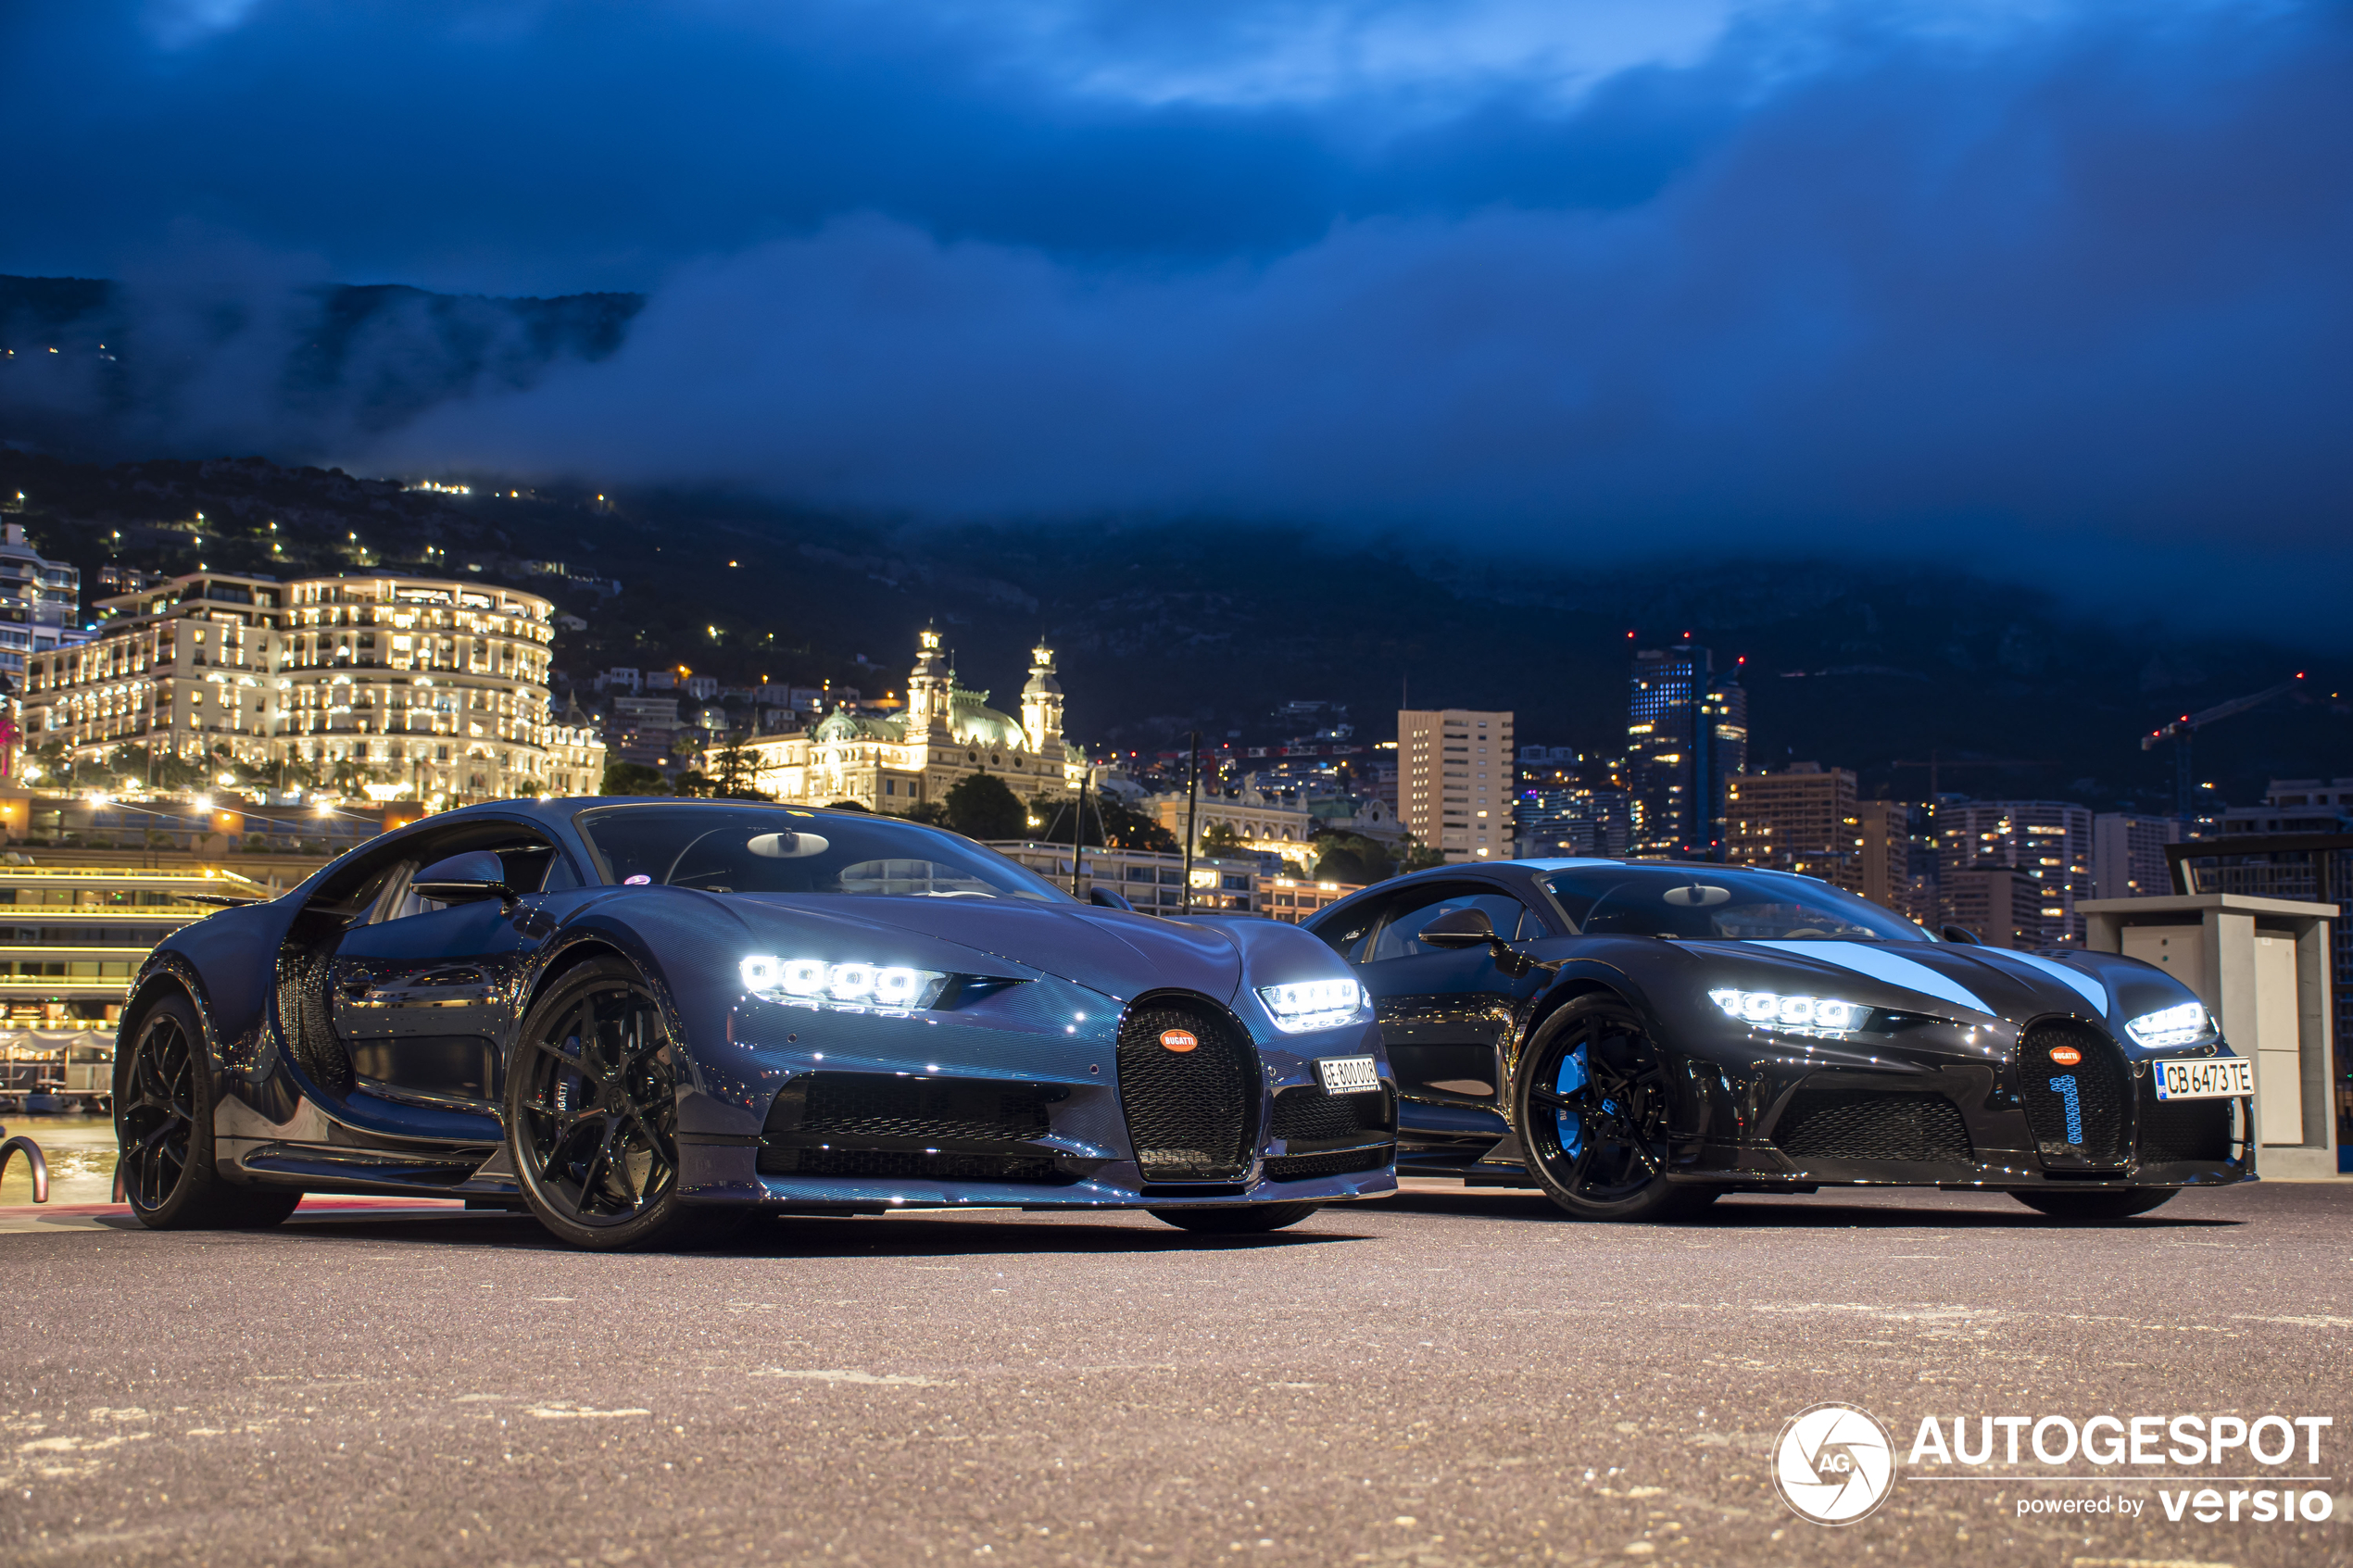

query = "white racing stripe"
[[1972, 948, 2109, 1017], [1750, 941, 1995, 1018]]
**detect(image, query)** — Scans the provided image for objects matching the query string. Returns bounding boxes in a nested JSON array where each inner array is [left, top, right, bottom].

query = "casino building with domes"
[[734, 625, 1088, 811]]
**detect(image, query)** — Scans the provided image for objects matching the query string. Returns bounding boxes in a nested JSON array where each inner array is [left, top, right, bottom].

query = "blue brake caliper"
[[1555, 1045, 1589, 1159]]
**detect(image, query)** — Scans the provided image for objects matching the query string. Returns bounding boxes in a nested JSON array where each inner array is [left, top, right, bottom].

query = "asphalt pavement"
[[3, 1178, 2349, 1568]]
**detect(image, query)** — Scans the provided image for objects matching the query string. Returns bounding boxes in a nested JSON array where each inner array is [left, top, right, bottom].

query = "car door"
[[1331, 881, 1550, 1167], [326, 834, 576, 1109]]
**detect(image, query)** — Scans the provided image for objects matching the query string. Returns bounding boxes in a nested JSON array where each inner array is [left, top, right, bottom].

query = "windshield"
[[573, 805, 1068, 901], [1541, 865, 1929, 942]]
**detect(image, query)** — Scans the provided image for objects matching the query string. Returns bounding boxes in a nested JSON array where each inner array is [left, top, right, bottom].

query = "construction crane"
[[2141, 673, 2305, 818]]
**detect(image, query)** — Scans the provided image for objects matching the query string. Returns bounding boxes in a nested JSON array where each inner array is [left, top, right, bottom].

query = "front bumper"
[[1659, 1013, 2252, 1191], [675, 982, 1397, 1210]]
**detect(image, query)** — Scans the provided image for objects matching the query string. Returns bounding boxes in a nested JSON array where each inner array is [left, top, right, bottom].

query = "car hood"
[[1675, 939, 2134, 1027], [720, 894, 1244, 1005]]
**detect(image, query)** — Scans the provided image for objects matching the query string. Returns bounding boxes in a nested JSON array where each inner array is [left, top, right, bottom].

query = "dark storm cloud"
[[4, 3, 2351, 621]]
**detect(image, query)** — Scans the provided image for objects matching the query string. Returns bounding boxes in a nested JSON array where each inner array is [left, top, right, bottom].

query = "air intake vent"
[[2135, 1081, 2234, 1166], [277, 947, 351, 1094], [758, 1073, 1070, 1185], [1772, 1089, 1972, 1163], [2017, 1020, 2131, 1167], [1264, 1082, 1395, 1182], [1115, 1000, 1254, 1182]]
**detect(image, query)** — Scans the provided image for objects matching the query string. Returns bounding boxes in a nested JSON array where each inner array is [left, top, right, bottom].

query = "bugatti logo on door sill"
[[2048, 1045, 2083, 1067], [1160, 1029, 1199, 1052]]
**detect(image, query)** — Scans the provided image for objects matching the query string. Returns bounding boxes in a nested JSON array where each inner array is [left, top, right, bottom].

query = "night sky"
[[6, 2, 2351, 625]]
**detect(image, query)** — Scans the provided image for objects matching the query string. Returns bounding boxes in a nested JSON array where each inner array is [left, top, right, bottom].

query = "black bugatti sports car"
[[116, 799, 1396, 1248], [1302, 859, 2252, 1221]]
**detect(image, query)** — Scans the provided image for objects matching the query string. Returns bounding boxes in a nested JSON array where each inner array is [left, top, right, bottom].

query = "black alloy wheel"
[[1149, 1201, 1323, 1234], [508, 958, 734, 1250], [1512, 997, 1718, 1223], [2011, 1187, 2178, 1221], [118, 991, 302, 1230]]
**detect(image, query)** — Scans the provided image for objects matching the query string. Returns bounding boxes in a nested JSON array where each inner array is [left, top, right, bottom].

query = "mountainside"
[[0, 273, 642, 459], [4, 448, 2346, 813]]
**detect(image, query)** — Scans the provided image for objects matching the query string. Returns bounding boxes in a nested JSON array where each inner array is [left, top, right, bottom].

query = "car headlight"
[[740, 955, 950, 1014], [1707, 987, 1866, 1036], [1255, 978, 1367, 1034], [2123, 999, 2213, 1047]]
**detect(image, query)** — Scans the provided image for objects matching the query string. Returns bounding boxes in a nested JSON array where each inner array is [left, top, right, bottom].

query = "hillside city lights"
[[2124, 1000, 2215, 1047], [739, 955, 951, 1012], [1707, 988, 1865, 1035], [1255, 977, 1365, 1033]]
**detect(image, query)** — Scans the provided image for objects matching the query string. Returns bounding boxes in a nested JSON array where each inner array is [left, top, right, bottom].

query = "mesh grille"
[[1116, 1001, 1253, 1181], [755, 1146, 1072, 1184], [2136, 1082, 2234, 1165], [277, 947, 351, 1094], [774, 1073, 1052, 1147], [1270, 1084, 1394, 1144], [2017, 1020, 2132, 1166], [1265, 1145, 1391, 1182], [1772, 1090, 1974, 1162]]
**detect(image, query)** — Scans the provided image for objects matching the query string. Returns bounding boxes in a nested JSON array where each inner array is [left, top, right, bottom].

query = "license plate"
[[2152, 1056, 2254, 1100], [1315, 1055, 1380, 1095]]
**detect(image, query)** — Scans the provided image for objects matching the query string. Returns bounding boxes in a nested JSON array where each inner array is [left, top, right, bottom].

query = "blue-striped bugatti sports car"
[[1303, 859, 2251, 1222], [116, 799, 1396, 1248]]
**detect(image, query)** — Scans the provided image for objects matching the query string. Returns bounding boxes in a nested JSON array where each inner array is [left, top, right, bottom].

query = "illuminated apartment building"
[[1725, 764, 1860, 887], [1399, 708, 1514, 862], [19, 571, 598, 806], [1935, 800, 2093, 946]]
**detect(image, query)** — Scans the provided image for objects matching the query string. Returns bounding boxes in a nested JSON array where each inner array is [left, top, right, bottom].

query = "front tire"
[[117, 991, 303, 1231], [1150, 1202, 1322, 1234], [508, 958, 736, 1251], [1513, 997, 1718, 1223], [2011, 1187, 2178, 1221]]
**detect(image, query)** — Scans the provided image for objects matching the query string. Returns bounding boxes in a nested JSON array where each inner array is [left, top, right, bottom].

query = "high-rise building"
[[0, 522, 82, 679], [1513, 750, 1629, 859], [1856, 798, 1940, 927], [1941, 867, 2045, 949], [1399, 708, 1514, 861], [1725, 763, 1859, 886], [1935, 800, 2094, 946], [1626, 642, 1745, 859], [2092, 813, 2183, 899], [2217, 779, 2353, 837]]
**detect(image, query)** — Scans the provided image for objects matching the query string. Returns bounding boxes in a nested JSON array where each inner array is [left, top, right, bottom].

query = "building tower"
[[1020, 640, 1064, 753], [1627, 641, 1745, 859], [904, 622, 951, 735]]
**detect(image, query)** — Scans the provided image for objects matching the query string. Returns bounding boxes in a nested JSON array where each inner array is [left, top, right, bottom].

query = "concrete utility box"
[[2080, 894, 2338, 1179]]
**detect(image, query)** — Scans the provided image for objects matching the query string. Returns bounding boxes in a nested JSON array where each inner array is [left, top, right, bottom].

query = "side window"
[[1315, 896, 1394, 963], [364, 830, 570, 922], [1366, 887, 1534, 962]]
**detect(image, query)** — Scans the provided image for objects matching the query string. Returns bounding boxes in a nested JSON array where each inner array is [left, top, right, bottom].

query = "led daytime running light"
[[1255, 977, 1366, 1034], [2123, 999, 2212, 1048], [741, 955, 949, 1013], [1706, 987, 1864, 1035]]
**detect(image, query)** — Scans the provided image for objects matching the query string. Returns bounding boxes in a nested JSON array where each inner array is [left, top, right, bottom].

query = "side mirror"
[[413, 850, 515, 907], [1087, 885, 1135, 911], [1420, 908, 1500, 949], [1940, 922, 1983, 946]]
